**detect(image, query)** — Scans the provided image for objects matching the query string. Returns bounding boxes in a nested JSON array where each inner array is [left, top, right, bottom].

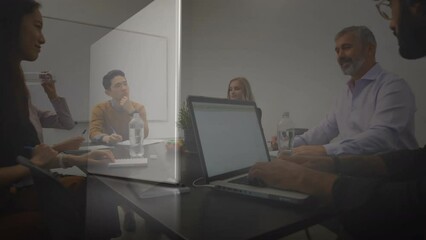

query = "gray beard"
[[341, 58, 365, 76]]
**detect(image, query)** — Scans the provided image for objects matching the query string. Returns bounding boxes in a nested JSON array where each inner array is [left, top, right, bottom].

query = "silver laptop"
[[187, 96, 310, 204]]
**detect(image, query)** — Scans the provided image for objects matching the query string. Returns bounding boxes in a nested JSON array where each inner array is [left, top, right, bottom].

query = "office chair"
[[17, 156, 84, 240]]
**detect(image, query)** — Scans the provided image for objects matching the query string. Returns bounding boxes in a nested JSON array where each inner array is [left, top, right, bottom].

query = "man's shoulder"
[[365, 66, 410, 93], [92, 101, 112, 111], [130, 101, 145, 110], [376, 66, 405, 84]]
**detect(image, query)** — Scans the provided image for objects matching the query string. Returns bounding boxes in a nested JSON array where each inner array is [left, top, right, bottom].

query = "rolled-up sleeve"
[[324, 78, 417, 155], [89, 104, 107, 142], [293, 102, 340, 148]]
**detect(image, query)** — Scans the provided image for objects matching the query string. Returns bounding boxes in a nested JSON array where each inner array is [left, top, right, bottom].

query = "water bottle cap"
[[128, 109, 139, 116]]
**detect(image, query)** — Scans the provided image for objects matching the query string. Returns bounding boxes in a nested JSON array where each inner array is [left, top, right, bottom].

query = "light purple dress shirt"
[[293, 63, 418, 155]]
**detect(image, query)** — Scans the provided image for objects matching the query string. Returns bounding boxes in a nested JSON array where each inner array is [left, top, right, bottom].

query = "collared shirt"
[[293, 63, 418, 155]]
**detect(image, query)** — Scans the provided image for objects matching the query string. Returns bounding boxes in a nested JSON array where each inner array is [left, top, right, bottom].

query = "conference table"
[[83, 140, 333, 240]]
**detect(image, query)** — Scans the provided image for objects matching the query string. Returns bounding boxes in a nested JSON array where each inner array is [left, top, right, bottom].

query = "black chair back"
[[17, 156, 84, 240]]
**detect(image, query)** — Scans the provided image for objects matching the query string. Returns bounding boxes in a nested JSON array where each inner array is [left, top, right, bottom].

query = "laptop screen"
[[189, 97, 270, 179]]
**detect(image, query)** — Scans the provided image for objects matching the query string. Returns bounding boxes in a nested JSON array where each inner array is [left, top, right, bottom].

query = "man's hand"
[[292, 145, 327, 156], [248, 159, 337, 203], [102, 134, 123, 144], [68, 150, 115, 168], [40, 72, 58, 100], [279, 155, 335, 173], [30, 144, 58, 168], [52, 136, 85, 152], [249, 159, 310, 192], [119, 96, 135, 114], [85, 150, 115, 166]]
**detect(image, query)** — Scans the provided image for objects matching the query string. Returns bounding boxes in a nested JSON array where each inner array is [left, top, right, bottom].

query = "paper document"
[[269, 150, 279, 158], [116, 140, 130, 145], [117, 139, 165, 146], [79, 145, 113, 151], [108, 158, 148, 168], [50, 166, 87, 177]]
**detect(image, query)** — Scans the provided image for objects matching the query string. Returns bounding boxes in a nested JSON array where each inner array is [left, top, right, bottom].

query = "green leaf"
[[177, 101, 192, 130]]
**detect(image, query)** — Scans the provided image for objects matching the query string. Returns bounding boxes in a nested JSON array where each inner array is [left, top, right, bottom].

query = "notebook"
[[108, 158, 148, 168], [187, 96, 309, 204]]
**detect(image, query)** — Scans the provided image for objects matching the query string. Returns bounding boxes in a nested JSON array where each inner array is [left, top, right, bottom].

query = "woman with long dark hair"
[[0, 1, 116, 238], [0, 0, 54, 190]]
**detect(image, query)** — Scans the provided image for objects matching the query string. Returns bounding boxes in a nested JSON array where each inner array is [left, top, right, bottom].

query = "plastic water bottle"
[[277, 112, 295, 152], [129, 112, 144, 158]]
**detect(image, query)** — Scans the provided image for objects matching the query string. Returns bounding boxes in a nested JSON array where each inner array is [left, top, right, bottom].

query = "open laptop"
[[187, 96, 310, 204]]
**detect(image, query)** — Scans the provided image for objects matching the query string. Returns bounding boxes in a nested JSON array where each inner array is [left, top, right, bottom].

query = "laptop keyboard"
[[230, 175, 266, 187], [230, 175, 250, 185]]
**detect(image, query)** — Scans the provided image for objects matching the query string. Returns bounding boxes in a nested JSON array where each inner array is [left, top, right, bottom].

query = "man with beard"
[[249, 1, 426, 239], [291, 26, 418, 156], [386, 0, 426, 59]]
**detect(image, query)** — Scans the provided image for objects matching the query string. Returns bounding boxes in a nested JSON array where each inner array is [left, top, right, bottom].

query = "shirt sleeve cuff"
[[93, 134, 107, 143], [323, 143, 339, 155], [293, 136, 304, 147]]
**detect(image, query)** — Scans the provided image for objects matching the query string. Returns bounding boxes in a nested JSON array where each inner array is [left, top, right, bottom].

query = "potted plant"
[[177, 101, 197, 153]]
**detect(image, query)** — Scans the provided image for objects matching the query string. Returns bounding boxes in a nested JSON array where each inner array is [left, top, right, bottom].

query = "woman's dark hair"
[[0, 0, 40, 152], [0, 0, 41, 112], [1, 0, 40, 56]]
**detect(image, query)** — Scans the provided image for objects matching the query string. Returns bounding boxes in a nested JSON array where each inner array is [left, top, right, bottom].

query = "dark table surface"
[[83, 141, 333, 239], [87, 174, 333, 240]]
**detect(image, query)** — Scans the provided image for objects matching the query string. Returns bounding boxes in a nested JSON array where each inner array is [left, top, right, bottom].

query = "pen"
[[82, 129, 87, 135]]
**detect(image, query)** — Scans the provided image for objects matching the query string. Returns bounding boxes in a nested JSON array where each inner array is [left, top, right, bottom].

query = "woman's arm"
[[0, 144, 58, 187], [0, 165, 31, 187]]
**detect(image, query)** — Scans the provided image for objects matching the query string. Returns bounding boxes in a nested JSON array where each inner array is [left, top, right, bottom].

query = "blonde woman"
[[227, 77, 255, 101], [227, 77, 261, 120]]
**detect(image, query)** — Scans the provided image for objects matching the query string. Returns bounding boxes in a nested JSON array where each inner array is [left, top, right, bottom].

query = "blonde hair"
[[227, 77, 255, 101]]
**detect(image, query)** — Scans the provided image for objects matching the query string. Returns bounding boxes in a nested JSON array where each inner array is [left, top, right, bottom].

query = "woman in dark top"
[[0, 1, 116, 238], [0, 0, 54, 188], [0, 1, 59, 238]]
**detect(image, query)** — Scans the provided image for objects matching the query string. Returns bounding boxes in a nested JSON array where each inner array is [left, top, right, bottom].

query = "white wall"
[[22, 0, 179, 144], [89, 0, 179, 138], [90, 32, 168, 121], [181, 0, 426, 146]]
